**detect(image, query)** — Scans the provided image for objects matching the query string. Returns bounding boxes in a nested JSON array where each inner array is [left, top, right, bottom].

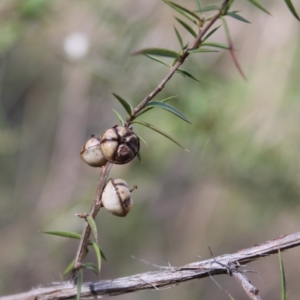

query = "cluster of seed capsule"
[[80, 125, 139, 217]]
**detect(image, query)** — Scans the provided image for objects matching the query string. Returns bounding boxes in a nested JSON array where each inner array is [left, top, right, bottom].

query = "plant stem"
[[71, 0, 230, 281], [126, 0, 230, 124], [70, 162, 112, 281]]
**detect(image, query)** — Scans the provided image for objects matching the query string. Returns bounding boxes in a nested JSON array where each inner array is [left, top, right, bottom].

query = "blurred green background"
[[0, 0, 300, 299]]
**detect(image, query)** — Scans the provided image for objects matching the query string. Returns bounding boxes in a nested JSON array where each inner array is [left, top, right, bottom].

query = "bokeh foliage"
[[0, 0, 300, 299]]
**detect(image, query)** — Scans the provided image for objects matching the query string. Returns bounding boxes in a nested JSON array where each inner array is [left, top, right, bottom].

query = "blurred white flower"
[[63, 32, 90, 60]]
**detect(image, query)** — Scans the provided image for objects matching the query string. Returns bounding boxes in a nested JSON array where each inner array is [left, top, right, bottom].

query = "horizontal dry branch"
[[2, 231, 300, 300]]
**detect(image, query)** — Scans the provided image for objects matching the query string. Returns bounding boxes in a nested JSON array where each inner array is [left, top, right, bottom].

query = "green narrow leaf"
[[91, 242, 102, 275], [133, 48, 179, 59], [83, 247, 89, 259], [77, 269, 83, 300], [246, 0, 271, 15], [137, 151, 142, 163], [82, 263, 99, 276], [175, 17, 197, 37], [174, 26, 184, 49], [89, 241, 107, 261], [203, 25, 222, 41], [188, 48, 219, 53], [221, 17, 247, 80], [201, 41, 229, 49], [195, 0, 202, 12], [100, 249, 107, 261], [133, 120, 189, 151], [145, 101, 191, 123], [86, 215, 98, 244], [138, 134, 148, 147], [163, 0, 200, 23], [112, 109, 125, 126], [279, 250, 287, 300], [62, 259, 75, 277], [136, 95, 179, 117], [143, 54, 169, 67], [42, 231, 81, 239], [112, 93, 132, 116], [284, 0, 300, 21], [176, 69, 201, 82], [160, 95, 179, 103], [227, 12, 251, 23], [223, 0, 234, 15], [195, 5, 220, 13]]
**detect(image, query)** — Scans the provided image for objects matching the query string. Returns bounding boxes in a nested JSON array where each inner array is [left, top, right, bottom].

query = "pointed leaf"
[[163, 0, 200, 22], [100, 249, 107, 261], [145, 101, 191, 123], [143, 54, 169, 67], [203, 25, 222, 41], [174, 26, 184, 49], [136, 95, 179, 117], [221, 17, 247, 80], [134, 48, 179, 59], [112, 109, 125, 126], [62, 259, 75, 277], [83, 247, 89, 259], [223, 0, 235, 14], [188, 48, 219, 53], [160, 95, 179, 103], [279, 250, 287, 300], [227, 12, 251, 23], [284, 0, 300, 21], [201, 42, 229, 49], [91, 242, 102, 275], [82, 263, 99, 276], [43, 231, 81, 239], [137, 151, 142, 163], [176, 69, 201, 82], [138, 134, 148, 147], [246, 0, 271, 15], [175, 17, 197, 37], [195, 0, 202, 12], [136, 96, 178, 117], [133, 120, 189, 151], [86, 215, 98, 244], [77, 269, 83, 300], [112, 93, 132, 116], [196, 5, 220, 13], [89, 241, 107, 261]]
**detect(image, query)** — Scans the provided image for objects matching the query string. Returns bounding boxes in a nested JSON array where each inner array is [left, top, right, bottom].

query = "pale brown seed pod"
[[80, 136, 107, 167], [100, 125, 140, 164], [101, 179, 133, 217]]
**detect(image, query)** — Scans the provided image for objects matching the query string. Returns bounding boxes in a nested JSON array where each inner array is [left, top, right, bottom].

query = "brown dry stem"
[[2, 231, 300, 300]]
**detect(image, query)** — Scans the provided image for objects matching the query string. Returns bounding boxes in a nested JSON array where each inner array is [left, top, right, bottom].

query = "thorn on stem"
[[75, 213, 89, 219], [130, 185, 138, 193]]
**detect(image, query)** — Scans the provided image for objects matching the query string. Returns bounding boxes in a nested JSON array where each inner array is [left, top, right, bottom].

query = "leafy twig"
[[126, 0, 231, 124], [70, 0, 231, 282], [70, 162, 112, 281]]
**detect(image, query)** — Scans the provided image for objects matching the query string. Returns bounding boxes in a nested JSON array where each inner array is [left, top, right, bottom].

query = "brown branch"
[[126, 0, 230, 124], [69, 0, 231, 281], [3, 231, 300, 300], [231, 271, 262, 300], [70, 162, 112, 280]]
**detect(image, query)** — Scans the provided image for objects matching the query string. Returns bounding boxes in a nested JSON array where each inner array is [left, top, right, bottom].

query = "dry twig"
[[2, 231, 300, 300]]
